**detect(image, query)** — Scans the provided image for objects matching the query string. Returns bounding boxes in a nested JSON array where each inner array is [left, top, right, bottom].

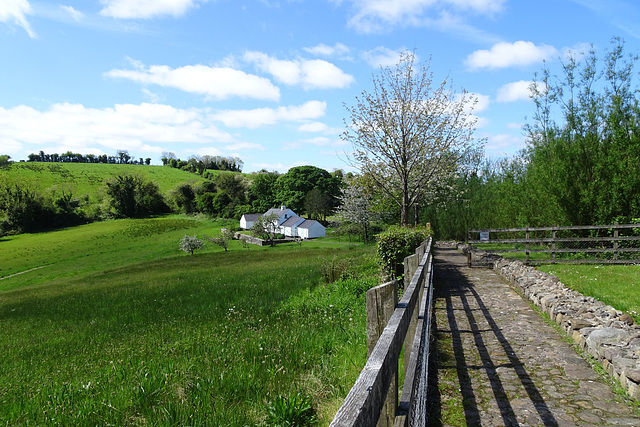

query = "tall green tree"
[[249, 171, 279, 212], [525, 38, 640, 225], [104, 174, 166, 218], [274, 166, 341, 215], [343, 50, 484, 226]]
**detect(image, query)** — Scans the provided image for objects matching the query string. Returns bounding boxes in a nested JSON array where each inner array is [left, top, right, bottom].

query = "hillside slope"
[[0, 162, 210, 198]]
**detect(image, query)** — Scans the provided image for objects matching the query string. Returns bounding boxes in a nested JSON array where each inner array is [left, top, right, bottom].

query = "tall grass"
[[0, 216, 378, 425]]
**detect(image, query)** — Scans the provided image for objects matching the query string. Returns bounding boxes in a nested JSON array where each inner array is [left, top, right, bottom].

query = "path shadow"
[[428, 247, 557, 426]]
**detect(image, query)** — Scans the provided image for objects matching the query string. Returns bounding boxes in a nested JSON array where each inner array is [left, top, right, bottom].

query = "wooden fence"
[[468, 223, 640, 265], [330, 237, 434, 427]]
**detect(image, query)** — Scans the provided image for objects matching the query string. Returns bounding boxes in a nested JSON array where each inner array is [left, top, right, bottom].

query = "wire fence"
[[468, 224, 640, 264]]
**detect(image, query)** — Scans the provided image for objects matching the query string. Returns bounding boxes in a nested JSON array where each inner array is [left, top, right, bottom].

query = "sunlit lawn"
[[536, 264, 640, 323]]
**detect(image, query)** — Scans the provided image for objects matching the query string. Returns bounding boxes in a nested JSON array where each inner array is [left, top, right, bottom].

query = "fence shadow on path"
[[428, 248, 558, 426]]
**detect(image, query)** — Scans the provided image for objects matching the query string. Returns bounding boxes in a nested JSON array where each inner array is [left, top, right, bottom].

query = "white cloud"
[[485, 133, 525, 152], [362, 47, 406, 68], [298, 122, 330, 133], [282, 136, 348, 150], [243, 51, 355, 90], [250, 162, 299, 173], [99, 0, 205, 19], [497, 80, 535, 102], [297, 121, 342, 134], [0, 0, 36, 38], [60, 5, 84, 21], [223, 142, 265, 151], [466, 41, 557, 71], [342, 0, 505, 34], [106, 60, 281, 101], [141, 88, 162, 103], [453, 92, 490, 128], [458, 92, 490, 113], [304, 42, 351, 58], [0, 103, 237, 157], [212, 101, 327, 128]]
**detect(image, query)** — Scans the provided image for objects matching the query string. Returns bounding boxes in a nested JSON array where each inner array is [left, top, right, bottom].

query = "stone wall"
[[458, 243, 640, 402], [234, 233, 293, 246]]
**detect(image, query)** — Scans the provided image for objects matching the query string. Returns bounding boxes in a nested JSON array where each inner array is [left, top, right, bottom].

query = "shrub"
[[376, 226, 431, 279]]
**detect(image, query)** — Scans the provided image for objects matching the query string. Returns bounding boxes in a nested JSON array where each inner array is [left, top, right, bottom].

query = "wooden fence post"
[[614, 222, 619, 260], [366, 281, 398, 427], [525, 227, 530, 263], [552, 226, 556, 261], [403, 253, 422, 386]]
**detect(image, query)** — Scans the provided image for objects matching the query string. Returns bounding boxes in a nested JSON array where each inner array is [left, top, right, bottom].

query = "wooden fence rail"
[[330, 237, 434, 427], [468, 223, 640, 264]]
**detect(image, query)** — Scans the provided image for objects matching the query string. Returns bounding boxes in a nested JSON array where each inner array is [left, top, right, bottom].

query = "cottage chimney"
[[280, 205, 286, 210]]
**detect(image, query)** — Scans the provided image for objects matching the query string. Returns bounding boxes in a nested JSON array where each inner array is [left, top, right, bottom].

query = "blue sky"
[[2, 0, 640, 173]]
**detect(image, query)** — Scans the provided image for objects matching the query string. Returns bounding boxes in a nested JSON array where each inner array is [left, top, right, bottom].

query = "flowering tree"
[[179, 235, 204, 255], [343, 51, 483, 225], [336, 180, 381, 243]]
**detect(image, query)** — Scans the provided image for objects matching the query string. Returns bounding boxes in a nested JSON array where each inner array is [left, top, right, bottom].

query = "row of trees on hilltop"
[[27, 150, 151, 165], [160, 152, 243, 174]]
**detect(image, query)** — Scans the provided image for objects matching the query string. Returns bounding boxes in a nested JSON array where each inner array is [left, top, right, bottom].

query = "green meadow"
[[0, 162, 210, 198], [0, 216, 377, 425]]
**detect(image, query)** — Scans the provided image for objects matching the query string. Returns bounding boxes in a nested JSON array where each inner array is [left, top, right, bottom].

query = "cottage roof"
[[281, 216, 303, 227], [298, 219, 323, 229], [264, 206, 296, 218], [242, 214, 262, 221]]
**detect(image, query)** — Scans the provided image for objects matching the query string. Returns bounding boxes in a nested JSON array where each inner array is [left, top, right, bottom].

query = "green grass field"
[[0, 162, 211, 201], [0, 216, 377, 425], [536, 264, 640, 323]]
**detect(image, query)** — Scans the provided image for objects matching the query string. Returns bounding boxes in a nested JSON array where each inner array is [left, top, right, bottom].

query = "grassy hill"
[[0, 215, 376, 425], [0, 162, 212, 200]]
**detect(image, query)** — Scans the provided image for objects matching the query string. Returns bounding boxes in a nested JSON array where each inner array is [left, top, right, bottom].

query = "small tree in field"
[[250, 213, 280, 243], [207, 228, 235, 252], [337, 180, 381, 243], [179, 235, 204, 255]]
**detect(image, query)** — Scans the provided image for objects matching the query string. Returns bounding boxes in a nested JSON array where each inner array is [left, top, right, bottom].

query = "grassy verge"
[[536, 264, 640, 323], [0, 216, 378, 425]]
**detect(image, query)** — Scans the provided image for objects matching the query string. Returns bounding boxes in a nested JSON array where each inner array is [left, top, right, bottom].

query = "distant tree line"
[[160, 152, 243, 174], [27, 150, 152, 165]]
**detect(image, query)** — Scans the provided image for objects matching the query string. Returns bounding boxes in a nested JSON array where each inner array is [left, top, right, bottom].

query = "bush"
[[376, 226, 431, 279]]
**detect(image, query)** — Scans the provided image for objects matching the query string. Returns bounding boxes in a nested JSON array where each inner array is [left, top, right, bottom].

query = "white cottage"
[[280, 216, 305, 237], [240, 213, 261, 230], [263, 206, 297, 227], [240, 205, 326, 239], [297, 219, 326, 239]]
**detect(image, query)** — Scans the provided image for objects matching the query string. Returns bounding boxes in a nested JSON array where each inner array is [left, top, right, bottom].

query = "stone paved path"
[[428, 245, 640, 426]]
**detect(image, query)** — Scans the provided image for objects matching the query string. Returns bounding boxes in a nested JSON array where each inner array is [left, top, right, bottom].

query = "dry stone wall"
[[458, 243, 640, 402]]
